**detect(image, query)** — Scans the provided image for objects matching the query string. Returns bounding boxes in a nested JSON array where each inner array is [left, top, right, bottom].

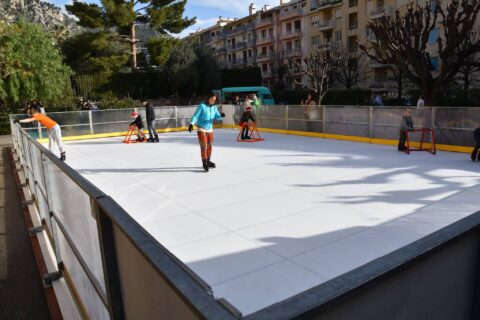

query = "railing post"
[[89, 110, 94, 135], [38, 122, 43, 139], [369, 106, 374, 139], [285, 105, 289, 131], [430, 107, 436, 143], [322, 105, 327, 134], [175, 106, 178, 128]]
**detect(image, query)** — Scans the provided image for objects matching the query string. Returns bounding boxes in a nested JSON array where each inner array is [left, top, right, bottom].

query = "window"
[[294, 39, 301, 49], [262, 64, 268, 71], [286, 41, 293, 51], [348, 36, 357, 52], [261, 29, 267, 38], [428, 28, 440, 44], [268, 28, 273, 37], [312, 15, 320, 27], [349, 0, 357, 7], [228, 54, 232, 61], [294, 20, 301, 31], [335, 31, 342, 42], [248, 49, 252, 57], [349, 13, 358, 30], [286, 23, 292, 33], [261, 47, 267, 55], [311, 35, 320, 47]]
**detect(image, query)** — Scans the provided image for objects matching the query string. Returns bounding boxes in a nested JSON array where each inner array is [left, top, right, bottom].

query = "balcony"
[[317, 20, 335, 31], [314, 0, 343, 10], [256, 17, 274, 28], [279, 7, 303, 21], [225, 23, 255, 36], [368, 58, 390, 68], [256, 52, 274, 62], [370, 6, 394, 19], [261, 70, 273, 78], [256, 36, 275, 45], [349, 0, 357, 7], [285, 48, 304, 57], [280, 29, 303, 40]]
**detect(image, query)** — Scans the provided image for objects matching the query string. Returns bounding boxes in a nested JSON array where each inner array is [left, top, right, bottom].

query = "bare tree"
[[454, 31, 480, 90], [331, 45, 366, 89], [361, 0, 480, 106], [289, 49, 337, 105], [271, 49, 288, 90], [388, 66, 415, 100]]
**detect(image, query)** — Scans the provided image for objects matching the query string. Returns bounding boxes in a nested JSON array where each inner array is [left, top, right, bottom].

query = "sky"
[[45, 0, 283, 38]]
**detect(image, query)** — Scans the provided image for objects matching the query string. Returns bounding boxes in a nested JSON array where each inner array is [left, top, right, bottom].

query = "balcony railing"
[[317, 20, 335, 30], [280, 7, 303, 18], [285, 48, 304, 56], [370, 6, 394, 18], [317, 0, 343, 9]]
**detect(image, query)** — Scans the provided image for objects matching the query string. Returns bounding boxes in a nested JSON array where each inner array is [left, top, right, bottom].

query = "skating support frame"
[[405, 128, 436, 155], [237, 123, 265, 142]]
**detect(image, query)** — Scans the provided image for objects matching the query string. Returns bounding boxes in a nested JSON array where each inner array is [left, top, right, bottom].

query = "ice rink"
[[63, 129, 480, 316]]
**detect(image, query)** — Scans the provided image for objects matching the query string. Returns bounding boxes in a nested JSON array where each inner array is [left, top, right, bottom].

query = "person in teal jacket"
[[188, 93, 225, 172]]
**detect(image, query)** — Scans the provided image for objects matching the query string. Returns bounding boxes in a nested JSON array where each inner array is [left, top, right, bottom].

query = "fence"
[[9, 113, 236, 319], [9, 104, 479, 318]]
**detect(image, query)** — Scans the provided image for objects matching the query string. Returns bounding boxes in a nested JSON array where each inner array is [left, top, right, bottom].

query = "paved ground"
[[64, 129, 480, 316], [0, 135, 50, 319]]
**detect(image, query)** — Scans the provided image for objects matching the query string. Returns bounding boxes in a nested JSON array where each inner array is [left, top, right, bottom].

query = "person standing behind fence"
[[301, 93, 315, 132], [143, 99, 159, 143], [398, 109, 414, 151], [471, 126, 480, 161], [188, 93, 225, 172], [15, 108, 66, 161], [417, 96, 425, 107]]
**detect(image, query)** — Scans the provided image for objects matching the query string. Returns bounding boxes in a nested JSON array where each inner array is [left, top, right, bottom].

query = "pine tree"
[[66, 0, 195, 70]]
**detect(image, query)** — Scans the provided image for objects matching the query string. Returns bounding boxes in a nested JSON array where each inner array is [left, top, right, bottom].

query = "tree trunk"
[[130, 23, 137, 70]]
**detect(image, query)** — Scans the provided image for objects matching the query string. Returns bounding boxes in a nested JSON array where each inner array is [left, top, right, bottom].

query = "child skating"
[[239, 106, 255, 140], [130, 111, 146, 142], [188, 93, 225, 172]]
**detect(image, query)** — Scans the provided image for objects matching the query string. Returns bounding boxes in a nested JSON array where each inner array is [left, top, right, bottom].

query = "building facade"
[[184, 0, 470, 95]]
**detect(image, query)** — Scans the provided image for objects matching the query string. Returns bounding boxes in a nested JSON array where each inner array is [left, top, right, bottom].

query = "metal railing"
[[9, 107, 237, 320]]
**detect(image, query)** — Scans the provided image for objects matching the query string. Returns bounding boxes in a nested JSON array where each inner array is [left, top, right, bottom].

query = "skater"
[[129, 111, 146, 142], [15, 108, 66, 161], [188, 93, 225, 172], [471, 126, 480, 161], [143, 98, 159, 142], [239, 106, 255, 140], [398, 109, 414, 151]]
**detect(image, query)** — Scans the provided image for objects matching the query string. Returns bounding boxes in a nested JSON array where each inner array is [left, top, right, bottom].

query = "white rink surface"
[[63, 129, 480, 316]]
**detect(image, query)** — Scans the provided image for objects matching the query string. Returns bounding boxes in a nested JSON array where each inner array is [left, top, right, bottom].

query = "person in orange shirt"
[[15, 108, 66, 161]]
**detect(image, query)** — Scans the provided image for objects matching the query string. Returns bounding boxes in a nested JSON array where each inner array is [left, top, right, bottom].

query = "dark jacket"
[[400, 115, 413, 132], [240, 111, 255, 123], [474, 128, 480, 144], [130, 115, 144, 129], [145, 102, 155, 122]]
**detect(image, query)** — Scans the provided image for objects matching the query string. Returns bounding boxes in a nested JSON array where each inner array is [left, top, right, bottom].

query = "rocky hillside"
[[0, 0, 78, 35]]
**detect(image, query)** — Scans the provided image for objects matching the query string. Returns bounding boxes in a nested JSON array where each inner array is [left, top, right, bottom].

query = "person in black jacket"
[[143, 98, 159, 142], [398, 109, 414, 151], [239, 106, 256, 140], [471, 127, 480, 161], [129, 111, 146, 141]]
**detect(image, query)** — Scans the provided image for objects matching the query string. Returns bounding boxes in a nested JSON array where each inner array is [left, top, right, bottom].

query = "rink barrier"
[[9, 106, 480, 319], [14, 105, 476, 155], [9, 119, 239, 320]]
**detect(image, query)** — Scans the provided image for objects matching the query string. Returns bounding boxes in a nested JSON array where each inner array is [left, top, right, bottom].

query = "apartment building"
[[186, 0, 462, 94]]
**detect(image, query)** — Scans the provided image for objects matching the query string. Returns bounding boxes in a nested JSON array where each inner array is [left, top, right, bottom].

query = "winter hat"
[[246, 106, 252, 111], [131, 111, 138, 117]]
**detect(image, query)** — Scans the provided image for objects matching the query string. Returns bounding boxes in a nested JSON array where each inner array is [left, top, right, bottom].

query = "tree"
[[66, 0, 195, 70], [192, 45, 221, 95], [454, 31, 480, 90], [271, 50, 288, 90], [61, 31, 129, 74], [289, 49, 337, 105], [361, 0, 480, 105], [163, 42, 197, 98], [331, 45, 366, 89], [0, 21, 72, 103], [147, 35, 180, 67]]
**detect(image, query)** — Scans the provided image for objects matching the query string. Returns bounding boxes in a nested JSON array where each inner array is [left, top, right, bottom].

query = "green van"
[[213, 86, 275, 105]]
